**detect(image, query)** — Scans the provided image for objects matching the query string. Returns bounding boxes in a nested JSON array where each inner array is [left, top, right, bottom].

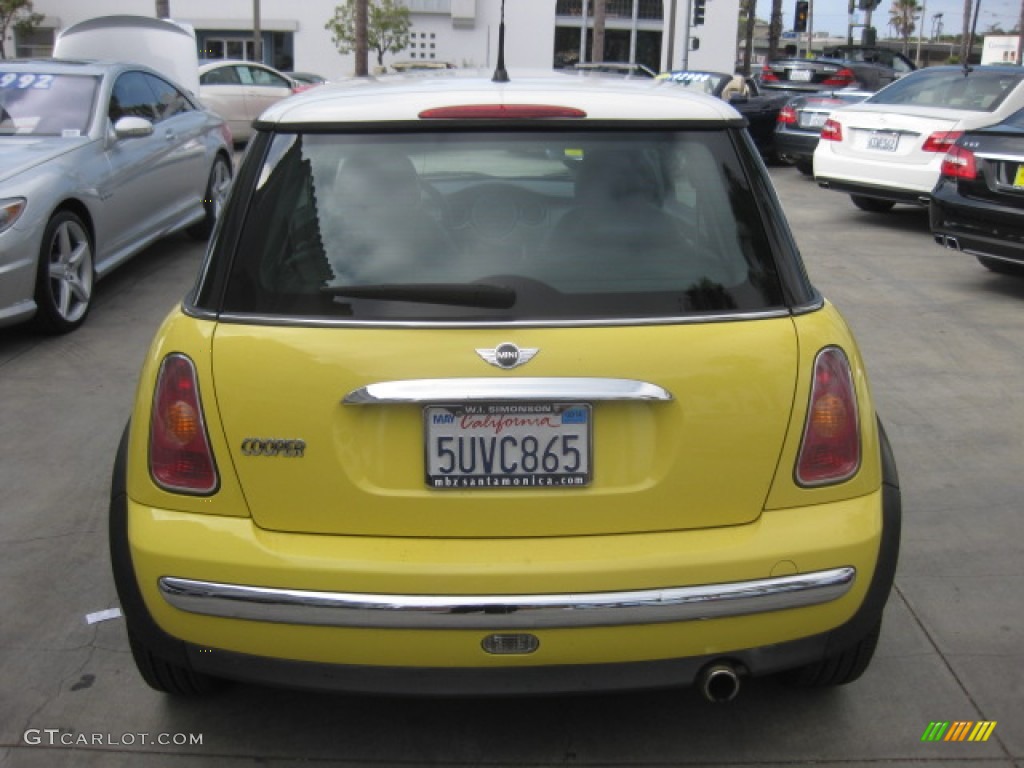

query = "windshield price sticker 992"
[[425, 402, 591, 489]]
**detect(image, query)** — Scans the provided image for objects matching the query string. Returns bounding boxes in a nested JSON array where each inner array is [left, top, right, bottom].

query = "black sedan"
[[774, 90, 871, 175], [659, 70, 790, 158], [931, 106, 1024, 275], [760, 49, 913, 95]]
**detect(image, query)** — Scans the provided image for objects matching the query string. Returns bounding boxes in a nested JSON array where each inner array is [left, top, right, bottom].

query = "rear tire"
[[795, 159, 814, 176], [977, 255, 1024, 276], [850, 195, 895, 213], [32, 210, 94, 334], [128, 633, 224, 696], [785, 619, 881, 687], [187, 155, 232, 240]]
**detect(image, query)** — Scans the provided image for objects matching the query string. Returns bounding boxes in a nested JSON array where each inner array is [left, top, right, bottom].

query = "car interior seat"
[[720, 75, 750, 100], [542, 150, 684, 284], [326, 149, 450, 283]]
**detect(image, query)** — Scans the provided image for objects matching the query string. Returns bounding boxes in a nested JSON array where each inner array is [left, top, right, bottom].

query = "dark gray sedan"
[[0, 59, 233, 333], [774, 90, 872, 174]]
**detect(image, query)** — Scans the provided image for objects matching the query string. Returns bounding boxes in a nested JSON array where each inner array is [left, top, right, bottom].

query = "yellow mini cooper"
[[109, 66, 900, 701]]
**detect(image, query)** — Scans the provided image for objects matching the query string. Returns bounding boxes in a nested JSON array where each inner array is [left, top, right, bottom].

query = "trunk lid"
[[210, 320, 798, 538]]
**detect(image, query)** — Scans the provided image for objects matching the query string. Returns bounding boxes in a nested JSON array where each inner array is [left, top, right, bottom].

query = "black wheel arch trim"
[[820, 415, 900, 657], [109, 421, 192, 667]]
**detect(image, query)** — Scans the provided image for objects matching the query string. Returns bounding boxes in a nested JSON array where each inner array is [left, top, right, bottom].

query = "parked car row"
[[811, 65, 1024, 275]]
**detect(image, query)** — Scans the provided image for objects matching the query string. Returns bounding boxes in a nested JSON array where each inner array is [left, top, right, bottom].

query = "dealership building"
[[11, 0, 740, 79]]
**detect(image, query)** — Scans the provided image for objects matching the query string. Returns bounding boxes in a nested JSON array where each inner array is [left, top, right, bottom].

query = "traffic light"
[[794, 0, 808, 32], [692, 0, 706, 26]]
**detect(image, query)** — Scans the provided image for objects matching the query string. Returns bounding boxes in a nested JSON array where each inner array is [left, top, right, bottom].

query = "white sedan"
[[198, 60, 308, 144], [814, 65, 1024, 212]]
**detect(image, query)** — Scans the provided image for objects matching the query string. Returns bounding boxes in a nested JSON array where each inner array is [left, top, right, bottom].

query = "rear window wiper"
[[322, 283, 516, 309]]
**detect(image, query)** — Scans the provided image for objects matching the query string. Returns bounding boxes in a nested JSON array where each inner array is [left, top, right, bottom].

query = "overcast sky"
[[794, 0, 1021, 39]]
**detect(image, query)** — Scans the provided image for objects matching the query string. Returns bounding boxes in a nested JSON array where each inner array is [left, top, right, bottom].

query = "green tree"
[[888, 0, 921, 54], [325, 0, 411, 70], [0, 0, 43, 59]]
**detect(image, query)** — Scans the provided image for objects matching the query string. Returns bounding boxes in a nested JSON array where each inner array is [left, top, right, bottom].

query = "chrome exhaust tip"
[[698, 662, 741, 704]]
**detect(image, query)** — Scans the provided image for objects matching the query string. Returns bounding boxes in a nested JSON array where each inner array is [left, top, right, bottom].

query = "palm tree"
[[768, 0, 783, 60], [889, 0, 921, 54], [960, 0, 972, 61]]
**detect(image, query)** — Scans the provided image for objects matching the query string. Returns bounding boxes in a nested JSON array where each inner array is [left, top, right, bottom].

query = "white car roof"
[[256, 70, 742, 126]]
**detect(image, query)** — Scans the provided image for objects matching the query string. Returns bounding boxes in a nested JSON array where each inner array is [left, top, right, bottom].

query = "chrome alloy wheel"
[[45, 215, 93, 325], [209, 157, 232, 221]]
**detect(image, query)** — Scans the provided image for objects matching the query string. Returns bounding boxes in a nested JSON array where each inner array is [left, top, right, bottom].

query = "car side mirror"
[[113, 116, 154, 139]]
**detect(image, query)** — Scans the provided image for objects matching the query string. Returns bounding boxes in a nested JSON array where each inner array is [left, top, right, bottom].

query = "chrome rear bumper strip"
[[159, 567, 856, 630]]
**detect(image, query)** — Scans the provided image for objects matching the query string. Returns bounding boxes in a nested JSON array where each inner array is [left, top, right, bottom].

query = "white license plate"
[[425, 403, 591, 489], [866, 132, 900, 152], [799, 112, 828, 129], [788, 69, 813, 82]]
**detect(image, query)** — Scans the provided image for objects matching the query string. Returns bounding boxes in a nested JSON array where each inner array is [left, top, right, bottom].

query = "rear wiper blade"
[[323, 283, 516, 309]]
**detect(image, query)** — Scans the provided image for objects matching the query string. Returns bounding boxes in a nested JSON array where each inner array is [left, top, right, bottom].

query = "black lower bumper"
[[817, 178, 931, 206]]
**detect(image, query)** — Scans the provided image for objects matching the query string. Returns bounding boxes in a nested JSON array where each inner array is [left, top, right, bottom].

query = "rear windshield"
[[219, 130, 784, 322], [868, 68, 1024, 111]]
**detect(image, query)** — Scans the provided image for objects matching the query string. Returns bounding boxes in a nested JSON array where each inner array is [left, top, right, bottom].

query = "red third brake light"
[[941, 145, 978, 179], [820, 118, 842, 142], [150, 354, 218, 494], [796, 347, 861, 487]]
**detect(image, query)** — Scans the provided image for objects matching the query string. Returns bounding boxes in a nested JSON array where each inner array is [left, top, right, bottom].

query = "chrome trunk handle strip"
[[343, 377, 673, 405]]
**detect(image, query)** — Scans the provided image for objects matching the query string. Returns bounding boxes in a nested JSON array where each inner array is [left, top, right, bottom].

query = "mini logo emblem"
[[476, 342, 539, 370]]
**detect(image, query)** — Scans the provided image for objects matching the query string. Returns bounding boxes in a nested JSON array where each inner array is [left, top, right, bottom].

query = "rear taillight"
[[820, 118, 843, 142], [760, 66, 779, 83], [922, 130, 963, 153], [149, 354, 218, 494], [822, 68, 855, 87], [777, 105, 798, 125], [796, 347, 860, 487], [940, 145, 978, 179]]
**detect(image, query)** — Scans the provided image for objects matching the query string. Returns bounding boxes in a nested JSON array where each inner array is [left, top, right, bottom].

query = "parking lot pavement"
[[0, 166, 1021, 767]]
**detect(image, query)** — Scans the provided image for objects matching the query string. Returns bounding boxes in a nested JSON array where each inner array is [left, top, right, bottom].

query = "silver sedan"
[[0, 59, 233, 333]]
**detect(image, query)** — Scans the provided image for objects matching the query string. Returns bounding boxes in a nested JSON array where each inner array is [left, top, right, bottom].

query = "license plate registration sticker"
[[866, 132, 900, 152], [1014, 164, 1024, 188], [425, 403, 591, 489]]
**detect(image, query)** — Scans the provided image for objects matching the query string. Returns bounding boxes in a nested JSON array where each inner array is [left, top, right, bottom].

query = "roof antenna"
[[492, 0, 510, 83]]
